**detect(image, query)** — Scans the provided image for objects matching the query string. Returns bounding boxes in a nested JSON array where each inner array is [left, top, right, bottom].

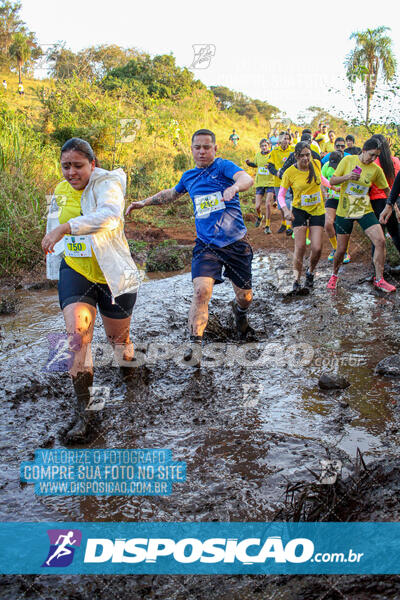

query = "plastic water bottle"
[[46, 195, 63, 280]]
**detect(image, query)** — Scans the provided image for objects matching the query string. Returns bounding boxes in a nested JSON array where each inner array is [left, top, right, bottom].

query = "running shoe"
[[292, 280, 301, 293], [373, 278, 396, 293], [286, 227, 293, 236], [277, 224, 286, 234], [306, 238, 311, 246], [327, 250, 335, 262], [327, 274, 338, 290], [264, 226, 272, 234], [255, 216, 262, 228], [305, 269, 314, 288], [343, 252, 351, 264]]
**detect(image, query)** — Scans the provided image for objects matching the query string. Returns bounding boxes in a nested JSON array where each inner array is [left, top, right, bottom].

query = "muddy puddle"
[[1, 252, 400, 598]]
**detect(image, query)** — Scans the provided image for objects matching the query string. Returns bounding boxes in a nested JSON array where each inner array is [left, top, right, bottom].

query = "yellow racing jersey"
[[268, 145, 295, 186], [320, 141, 335, 154], [310, 141, 321, 155], [282, 161, 325, 216], [55, 180, 107, 284], [254, 151, 274, 187], [334, 156, 388, 219]]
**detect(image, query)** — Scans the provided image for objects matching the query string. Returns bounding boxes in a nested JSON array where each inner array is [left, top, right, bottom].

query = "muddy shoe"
[[292, 280, 301, 293], [304, 269, 314, 289], [66, 372, 94, 444], [232, 301, 250, 335], [283, 281, 310, 298], [183, 337, 203, 368]]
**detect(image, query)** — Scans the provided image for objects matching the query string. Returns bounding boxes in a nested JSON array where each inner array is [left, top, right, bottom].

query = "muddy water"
[[1, 252, 400, 598]]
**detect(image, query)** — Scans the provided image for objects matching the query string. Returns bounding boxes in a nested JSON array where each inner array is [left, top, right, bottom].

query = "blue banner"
[[1, 522, 400, 574]]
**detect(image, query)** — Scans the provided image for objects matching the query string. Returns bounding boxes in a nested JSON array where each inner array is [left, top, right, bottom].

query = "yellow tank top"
[[55, 180, 107, 284]]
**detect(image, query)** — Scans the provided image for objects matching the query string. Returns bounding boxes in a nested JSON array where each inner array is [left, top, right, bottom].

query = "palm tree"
[[8, 31, 32, 83], [345, 26, 397, 126]]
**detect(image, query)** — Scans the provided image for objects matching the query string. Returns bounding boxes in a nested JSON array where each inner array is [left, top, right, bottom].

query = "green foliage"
[[38, 76, 135, 154], [103, 53, 206, 100], [46, 43, 143, 82], [0, 108, 59, 274], [0, 0, 23, 67], [146, 241, 191, 272], [0, 1, 41, 76], [9, 30, 41, 82], [210, 85, 279, 121], [128, 240, 148, 253]]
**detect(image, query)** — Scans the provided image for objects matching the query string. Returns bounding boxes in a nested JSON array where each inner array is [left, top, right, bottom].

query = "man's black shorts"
[[191, 237, 253, 290]]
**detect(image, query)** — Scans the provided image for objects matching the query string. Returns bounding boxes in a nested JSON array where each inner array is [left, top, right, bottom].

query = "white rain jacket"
[[46, 167, 140, 298]]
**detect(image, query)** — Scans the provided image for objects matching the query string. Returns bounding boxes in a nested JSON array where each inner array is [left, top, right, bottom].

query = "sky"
[[20, 0, 400, 122]]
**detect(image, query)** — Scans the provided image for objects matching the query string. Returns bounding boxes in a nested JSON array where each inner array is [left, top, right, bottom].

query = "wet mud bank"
[[1, 252, 400, 598]]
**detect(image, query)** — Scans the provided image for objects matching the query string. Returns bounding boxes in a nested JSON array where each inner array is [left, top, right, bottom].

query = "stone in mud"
[[375, 354, 400, 377], [318, 373, 350, 390], [0, 294, 21, 315]]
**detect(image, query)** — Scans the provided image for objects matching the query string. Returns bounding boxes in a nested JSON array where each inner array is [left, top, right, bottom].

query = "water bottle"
[[46, 194, 63, 280]]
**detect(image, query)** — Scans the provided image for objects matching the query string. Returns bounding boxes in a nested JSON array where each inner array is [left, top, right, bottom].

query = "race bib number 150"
[[64, 235, 92, 258]]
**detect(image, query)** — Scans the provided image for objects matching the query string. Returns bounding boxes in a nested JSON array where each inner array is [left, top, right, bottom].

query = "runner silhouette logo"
[[42, 529, 82, 567]]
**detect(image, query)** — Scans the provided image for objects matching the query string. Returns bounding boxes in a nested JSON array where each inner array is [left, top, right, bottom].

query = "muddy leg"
[[101, 314, 134, 365], [188, 277, 214, 337], [62, 302, 96, 442]]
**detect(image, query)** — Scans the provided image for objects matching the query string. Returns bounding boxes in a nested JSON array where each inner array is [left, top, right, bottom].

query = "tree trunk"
[[365, 74, 371, 126], [18, 60, 22, 84]]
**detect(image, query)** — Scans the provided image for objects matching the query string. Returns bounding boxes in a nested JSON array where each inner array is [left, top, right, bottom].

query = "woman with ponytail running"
[[279, 141, 331, 291]]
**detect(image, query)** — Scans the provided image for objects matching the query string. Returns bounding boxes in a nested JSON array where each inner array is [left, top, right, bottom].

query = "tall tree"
[[8, 31, 41, 82], [0, 0, 24, 66], [345, 26, 397, 126]]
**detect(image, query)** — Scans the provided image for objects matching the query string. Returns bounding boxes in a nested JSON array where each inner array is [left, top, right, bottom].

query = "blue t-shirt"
[[175, 157, 247, 247], [269, 135, 279, 149], [322, 151, 350, 165]]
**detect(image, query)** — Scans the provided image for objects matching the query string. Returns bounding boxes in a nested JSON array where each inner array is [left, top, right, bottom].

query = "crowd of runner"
[[42, 125, 400, 442], [245, 123, 400, 293]]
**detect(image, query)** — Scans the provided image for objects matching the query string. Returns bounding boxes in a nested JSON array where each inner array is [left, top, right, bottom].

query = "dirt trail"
[[1, 247, 400, 598]]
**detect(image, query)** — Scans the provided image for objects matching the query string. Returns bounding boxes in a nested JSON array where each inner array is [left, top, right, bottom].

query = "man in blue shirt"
[[126, 129, 254, 366]]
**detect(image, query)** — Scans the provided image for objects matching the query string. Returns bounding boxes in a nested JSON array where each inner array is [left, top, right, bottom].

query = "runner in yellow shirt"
[[279, 141, 331, 291], [314, 124, 329, 147], [267, 132, 294, 235], [246, 139, 274, 233], [327, 137, 395, 292], [320, 130, 336, 156]]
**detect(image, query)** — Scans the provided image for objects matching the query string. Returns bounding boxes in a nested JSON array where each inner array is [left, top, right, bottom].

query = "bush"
[[146, 242, 191, 272]]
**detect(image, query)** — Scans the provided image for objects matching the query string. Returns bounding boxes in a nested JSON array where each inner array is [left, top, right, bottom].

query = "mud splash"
[[1, 252, 400, 598]]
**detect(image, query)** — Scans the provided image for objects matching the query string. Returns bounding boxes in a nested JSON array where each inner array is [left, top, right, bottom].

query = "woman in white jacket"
[[41, 138, 140, 442]]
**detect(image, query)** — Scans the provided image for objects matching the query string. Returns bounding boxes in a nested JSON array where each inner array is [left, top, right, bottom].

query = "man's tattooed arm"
[[144, 188, 183, 206], [125, 188, 184, 216]]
